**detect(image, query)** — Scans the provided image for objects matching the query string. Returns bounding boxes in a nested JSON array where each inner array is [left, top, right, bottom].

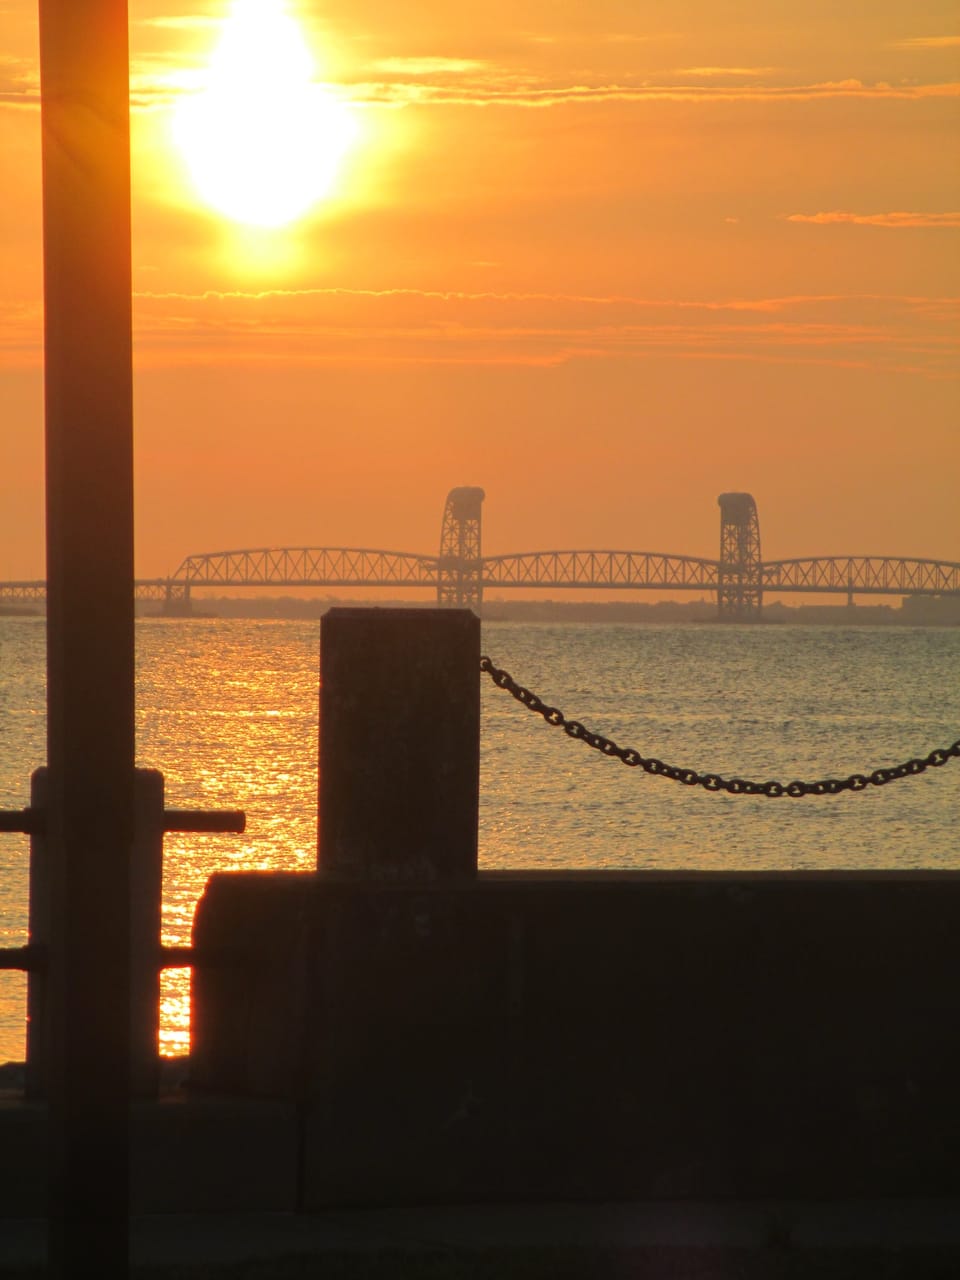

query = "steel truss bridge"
[[2, 489, 958, 619]]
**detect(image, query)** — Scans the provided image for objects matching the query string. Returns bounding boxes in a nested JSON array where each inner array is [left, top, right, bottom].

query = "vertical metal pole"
[[39, 0, 134, 1272]]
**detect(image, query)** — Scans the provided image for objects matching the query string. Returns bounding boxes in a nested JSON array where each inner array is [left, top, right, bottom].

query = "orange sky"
[[1, 1, 958, 583]]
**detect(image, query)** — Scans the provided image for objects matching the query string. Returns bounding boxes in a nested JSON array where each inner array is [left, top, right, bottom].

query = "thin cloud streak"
[[3, 62, 958, 114], [0, 55, 37, 106], [371, 57, 488, 76], [3, 290, 955, 379], [133, 286, 958, 312], [890, 36, 960, 49], [123, 290, 960, 378], [345, 77, 960, 109], [672, 66, 780, 78], [137, 15, 219, 31], [787, 211, 960, 228]]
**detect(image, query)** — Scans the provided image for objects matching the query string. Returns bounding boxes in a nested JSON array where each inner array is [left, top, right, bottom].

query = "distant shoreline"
[[5, 596, 957, 626], [129, 595, 960, 626], [0, 605, 41, 618]]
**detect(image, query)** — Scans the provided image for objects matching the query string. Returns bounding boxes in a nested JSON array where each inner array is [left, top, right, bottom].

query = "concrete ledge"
[[192, 869, 960, 1207], [130, 1094, 298, 1213], [0, 1092, 297, 1217], [0, 1098, 47, 1218]]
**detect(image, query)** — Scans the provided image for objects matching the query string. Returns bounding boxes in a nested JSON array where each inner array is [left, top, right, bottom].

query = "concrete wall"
[[191, 869, 960, 1208]]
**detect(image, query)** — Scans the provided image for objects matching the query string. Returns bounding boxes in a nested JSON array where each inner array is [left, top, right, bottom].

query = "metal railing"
[[0, 802, 244, 977]]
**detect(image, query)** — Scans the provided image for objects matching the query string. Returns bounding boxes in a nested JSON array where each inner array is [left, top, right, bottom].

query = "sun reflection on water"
[[137, 618, 321, 1055]]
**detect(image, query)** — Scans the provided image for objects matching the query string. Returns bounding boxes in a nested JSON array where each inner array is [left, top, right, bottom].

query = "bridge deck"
[[2, 549, 959, 604]]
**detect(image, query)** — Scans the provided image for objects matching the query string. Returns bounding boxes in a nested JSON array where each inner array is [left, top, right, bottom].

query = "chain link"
[[480, 655, 960, 799]]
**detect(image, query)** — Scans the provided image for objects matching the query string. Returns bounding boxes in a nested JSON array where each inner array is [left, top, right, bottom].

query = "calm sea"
[[1, 615, 958, 1061]]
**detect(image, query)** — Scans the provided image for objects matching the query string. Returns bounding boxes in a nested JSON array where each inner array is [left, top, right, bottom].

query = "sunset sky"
[[1, 1, 957, 585]]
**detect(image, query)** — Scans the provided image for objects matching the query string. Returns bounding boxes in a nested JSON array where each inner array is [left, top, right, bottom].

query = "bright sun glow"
[[173, 0, 359, 228]]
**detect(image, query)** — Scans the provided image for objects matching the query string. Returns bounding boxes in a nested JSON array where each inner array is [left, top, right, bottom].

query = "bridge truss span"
[[4, 492, 959, 615], [481, 550, 721, 592], [0, 581, 45, 603], [173, 547, 442, 590], [762, 556, 960, 597]]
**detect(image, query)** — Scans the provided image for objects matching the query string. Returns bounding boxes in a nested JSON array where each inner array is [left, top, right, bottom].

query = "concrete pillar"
[[318, 608, 480, 882]]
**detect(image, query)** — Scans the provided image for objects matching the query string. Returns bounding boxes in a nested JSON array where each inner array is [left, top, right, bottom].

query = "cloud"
[[344, 76, 960, 109], [0, 56, 38, 107], [4, 43, 958, 116], [787, 210, 960, 228], [370, 57, 488, 76], [520, 31, 678, 47], [890, 36, 960, 50], [115, 289, 959, 378], [133, 287, 942, 312], [137, 15, 219, 30], [673, 67, 780, 78], [0, 300, 43, 368], [3, 290, 954, 378]]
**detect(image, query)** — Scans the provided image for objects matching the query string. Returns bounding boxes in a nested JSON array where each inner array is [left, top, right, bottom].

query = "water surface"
[[1, 616, 957, 1059]]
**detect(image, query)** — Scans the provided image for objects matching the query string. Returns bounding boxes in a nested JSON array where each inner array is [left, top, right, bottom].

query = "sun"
[[172, 0, 359, 229]]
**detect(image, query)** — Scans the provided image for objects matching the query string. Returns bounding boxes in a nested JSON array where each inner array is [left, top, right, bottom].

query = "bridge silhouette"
[[2, 489, 958, 619]]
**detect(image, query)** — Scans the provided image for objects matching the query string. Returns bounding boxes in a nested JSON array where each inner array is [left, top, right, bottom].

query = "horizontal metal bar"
[[159, 945, 236, 970], [0, 944, 45, 972], [162, 809, 246, 834], [0, 943, 234, 972], [1, 808, 245, 835], [0, 808, 44, 835], [0, 945, 241, 972]]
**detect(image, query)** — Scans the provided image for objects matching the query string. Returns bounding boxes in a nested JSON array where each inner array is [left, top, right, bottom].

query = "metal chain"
[[480, 655, 960, 799]]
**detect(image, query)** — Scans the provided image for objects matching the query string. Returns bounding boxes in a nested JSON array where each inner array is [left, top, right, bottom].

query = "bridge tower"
[[161, 579, 192, 617], [437, 486, 485, 610], [717, 492, 763, 619]]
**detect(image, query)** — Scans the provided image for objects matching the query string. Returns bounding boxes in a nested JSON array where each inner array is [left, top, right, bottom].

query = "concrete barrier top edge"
[[199, 867, 960, 893]]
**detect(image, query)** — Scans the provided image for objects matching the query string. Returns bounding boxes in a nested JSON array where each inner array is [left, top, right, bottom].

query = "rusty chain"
[[480, 655, 960, 799]]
